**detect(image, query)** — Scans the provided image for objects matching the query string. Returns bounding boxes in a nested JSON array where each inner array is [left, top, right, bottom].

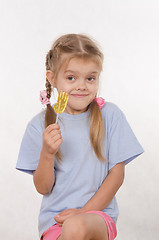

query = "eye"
[[87, 77, 95, 81], [67, 76, 75, 81]]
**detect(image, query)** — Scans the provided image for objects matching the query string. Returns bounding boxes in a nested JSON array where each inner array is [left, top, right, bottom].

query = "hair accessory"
[[54, 91, 69, 123], [94, 97, 105, 109], [40, 90, 51, 105]]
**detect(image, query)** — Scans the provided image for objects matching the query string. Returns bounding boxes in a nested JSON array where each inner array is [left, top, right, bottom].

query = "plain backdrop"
[[0, 0, 159, 239]]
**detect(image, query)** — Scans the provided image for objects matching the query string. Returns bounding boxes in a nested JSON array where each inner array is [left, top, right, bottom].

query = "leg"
[[57, 213, 108, 240]]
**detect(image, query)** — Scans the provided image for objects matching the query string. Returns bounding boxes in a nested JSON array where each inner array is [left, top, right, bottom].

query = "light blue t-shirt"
[[16, 102, 144, 238]]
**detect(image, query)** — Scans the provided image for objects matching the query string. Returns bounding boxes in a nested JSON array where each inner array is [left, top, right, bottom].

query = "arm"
[[33, 124, 63, 195], [33, 149, 55, 195], [81, 161, 125, 212]]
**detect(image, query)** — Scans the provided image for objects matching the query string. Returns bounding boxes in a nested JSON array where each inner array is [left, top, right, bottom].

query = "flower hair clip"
[[94, 97, 105, 108], [40, 90, 51, 105]]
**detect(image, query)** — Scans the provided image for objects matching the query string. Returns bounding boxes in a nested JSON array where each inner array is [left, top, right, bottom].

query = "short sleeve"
[[16, 116, 43, 175], [107, 108, 144, 170]]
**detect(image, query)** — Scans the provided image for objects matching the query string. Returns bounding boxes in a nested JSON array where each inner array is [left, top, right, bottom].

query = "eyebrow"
[[64, 70, 98, 74]]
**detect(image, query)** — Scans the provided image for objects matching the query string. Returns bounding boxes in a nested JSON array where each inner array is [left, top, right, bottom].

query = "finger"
[[45, 124, 60, 134], [49, 134, 62, 144], [53, 138, 63, 148], [54, 213, 67, 220], [56, 213, 71, 222], [54, 216, 63, 224], [49, 130, 62, 138], [43, 131, 61, 142], [57, 209, 75, 217], [56, 210, 70, 216], [44, 130, 62, 143], [43, 132, 62, 146]]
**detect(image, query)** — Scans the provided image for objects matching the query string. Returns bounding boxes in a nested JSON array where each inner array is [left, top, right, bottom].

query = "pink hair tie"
[[94, 97, 105, 109], [40, 90, 51, 105]]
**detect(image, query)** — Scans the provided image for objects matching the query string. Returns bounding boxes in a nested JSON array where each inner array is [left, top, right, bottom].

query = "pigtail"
[[45, 51, 62, 162], [89, 101, 107, 162], [45, 79, 55, 127]]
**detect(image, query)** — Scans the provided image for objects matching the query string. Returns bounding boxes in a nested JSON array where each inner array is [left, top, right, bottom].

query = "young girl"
[[16, 33, 144, 240]]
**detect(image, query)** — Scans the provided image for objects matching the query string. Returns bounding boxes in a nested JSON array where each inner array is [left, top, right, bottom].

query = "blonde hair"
[[45, 33, 107, 162]]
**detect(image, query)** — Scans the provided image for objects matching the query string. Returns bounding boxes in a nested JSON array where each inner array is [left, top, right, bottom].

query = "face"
[[47, 57, 100, 115]]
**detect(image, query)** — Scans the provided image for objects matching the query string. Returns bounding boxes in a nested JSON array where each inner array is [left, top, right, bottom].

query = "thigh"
[[79, 212, 109, 240], [83, 211, 117, 240], [61, 211, 109, 240]]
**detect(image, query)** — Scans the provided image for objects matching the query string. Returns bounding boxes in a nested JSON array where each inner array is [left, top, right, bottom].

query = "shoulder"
[[101, 101, 124, 123], [27, 109, 46, 135]]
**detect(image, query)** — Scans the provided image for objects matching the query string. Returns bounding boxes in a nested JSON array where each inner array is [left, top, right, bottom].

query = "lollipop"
[[54, 91, 69, 123]]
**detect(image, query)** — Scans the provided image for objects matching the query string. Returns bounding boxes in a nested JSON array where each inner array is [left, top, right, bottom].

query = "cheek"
[[90, 85, 98, 94], [56, 83, 69, 92]]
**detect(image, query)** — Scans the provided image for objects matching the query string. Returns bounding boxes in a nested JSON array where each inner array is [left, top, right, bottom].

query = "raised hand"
[[42, 123, 63, 157]]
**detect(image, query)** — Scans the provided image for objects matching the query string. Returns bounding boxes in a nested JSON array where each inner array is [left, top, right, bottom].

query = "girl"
[[16, 33, 144, 240]]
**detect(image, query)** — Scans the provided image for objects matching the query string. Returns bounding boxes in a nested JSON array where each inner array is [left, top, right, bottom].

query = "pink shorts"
[[41, 211, 117, 240]]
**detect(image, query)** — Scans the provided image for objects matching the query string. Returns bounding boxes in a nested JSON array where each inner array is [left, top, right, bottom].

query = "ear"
[[46, 70, 56, 87]]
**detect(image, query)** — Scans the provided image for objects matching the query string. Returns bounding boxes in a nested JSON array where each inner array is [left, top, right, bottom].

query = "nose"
[[75, 78, 87, 91]]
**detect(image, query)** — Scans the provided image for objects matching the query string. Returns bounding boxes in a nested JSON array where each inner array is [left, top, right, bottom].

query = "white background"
[[0, 0, 159, 239]]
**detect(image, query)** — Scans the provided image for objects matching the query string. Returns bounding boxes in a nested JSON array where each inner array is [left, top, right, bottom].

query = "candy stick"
[[53, 91, 69, 123], [56, 92, 61, 123]]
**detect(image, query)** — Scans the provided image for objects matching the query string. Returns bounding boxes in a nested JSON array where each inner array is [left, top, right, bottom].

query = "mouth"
[[71, 94, 88, 98]]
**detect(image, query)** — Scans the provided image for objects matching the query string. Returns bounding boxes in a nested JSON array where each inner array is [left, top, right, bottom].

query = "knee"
[[61, 215, 87, 240]]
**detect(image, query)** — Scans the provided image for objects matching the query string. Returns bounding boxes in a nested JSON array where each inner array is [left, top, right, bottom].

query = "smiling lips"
[[71, 94, 88, 98]]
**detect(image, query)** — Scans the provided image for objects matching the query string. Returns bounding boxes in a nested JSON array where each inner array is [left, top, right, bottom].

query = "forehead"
[[61, 57, 100, 75]]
